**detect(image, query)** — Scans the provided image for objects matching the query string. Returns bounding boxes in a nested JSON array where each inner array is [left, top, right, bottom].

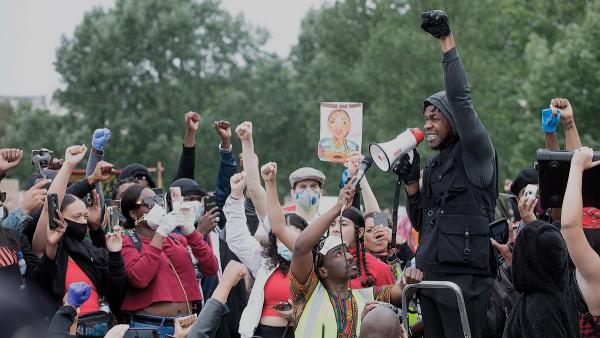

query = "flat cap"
[[289, 167, 326, 189]]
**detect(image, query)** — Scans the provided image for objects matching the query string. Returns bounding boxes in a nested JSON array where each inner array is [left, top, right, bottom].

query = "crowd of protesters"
[[1, 9, 600, 338]]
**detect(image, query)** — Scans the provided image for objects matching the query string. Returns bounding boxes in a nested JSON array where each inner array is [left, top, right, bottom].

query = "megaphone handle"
[[392, 175, 403, 246]]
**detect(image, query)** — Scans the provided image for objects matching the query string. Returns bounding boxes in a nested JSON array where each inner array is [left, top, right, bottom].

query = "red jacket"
[[349, 248, 395, 288], [120, 231, 218, 312]]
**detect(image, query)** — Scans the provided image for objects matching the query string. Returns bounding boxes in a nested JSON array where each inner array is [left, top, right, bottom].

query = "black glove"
[[421, 10, 451, 39], [394, 149, 420, 185]]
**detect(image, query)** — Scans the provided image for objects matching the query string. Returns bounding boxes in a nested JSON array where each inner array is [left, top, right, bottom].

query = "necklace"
[[329, 292, 358, 338]]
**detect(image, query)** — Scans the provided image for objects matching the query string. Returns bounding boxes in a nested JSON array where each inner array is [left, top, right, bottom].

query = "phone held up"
[[204, 195, 217, 212], [48, 193, 60, 230]]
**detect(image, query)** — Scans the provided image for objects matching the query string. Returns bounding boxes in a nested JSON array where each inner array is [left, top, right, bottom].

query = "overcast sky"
[[0, 0, 326, 98]]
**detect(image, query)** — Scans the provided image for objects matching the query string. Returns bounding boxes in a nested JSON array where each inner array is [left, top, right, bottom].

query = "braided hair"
[[343, 207, 374, 287]]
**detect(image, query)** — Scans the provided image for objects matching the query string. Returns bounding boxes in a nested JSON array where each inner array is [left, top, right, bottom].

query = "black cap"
[[510, 168, 538, 196], [171, 178, 206, 198], [119, 163, 156, 188]]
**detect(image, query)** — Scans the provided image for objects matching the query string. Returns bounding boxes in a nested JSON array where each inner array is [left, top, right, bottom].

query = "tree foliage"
[[3, 0, 599, 207]]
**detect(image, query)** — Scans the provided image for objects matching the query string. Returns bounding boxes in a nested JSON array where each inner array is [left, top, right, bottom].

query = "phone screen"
[[204, 195, 217, 212], [372, 212, 389, 227], [48, 193, 59, 230], [107, 206, 119, 233]]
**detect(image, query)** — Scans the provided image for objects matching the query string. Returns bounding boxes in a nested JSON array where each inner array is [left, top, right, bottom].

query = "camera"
[[31, 148, 54, 179]]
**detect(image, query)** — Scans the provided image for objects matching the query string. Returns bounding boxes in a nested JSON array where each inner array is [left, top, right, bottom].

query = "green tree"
[[54, 0, 269, 181]]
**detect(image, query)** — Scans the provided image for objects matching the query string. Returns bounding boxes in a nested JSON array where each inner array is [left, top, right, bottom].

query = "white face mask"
[[143, 204, 166, 230]]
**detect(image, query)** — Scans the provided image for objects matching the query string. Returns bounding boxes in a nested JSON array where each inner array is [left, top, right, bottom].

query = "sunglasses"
[[136, 196, 164, 210]]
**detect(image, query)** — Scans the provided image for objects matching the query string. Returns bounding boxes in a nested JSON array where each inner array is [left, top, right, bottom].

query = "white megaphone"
[[369, 128, 425, 172]]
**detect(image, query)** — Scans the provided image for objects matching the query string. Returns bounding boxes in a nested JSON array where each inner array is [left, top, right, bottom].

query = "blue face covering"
[[277, 242, 293, 262], [295, 188, 320, 214]]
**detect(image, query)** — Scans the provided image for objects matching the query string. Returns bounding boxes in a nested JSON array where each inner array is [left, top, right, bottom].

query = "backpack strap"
[[125, 230, 142, 252]]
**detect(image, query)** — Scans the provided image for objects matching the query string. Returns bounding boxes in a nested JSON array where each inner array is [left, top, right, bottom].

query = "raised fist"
[[421, 10, 451, 39], [64, 145, 88, 167], [92, 128, 112, 151], [235, 121, 253, 141], [185, 112, 202, 132], [230, 172, 247, 199], [260, 162, 277, 182]]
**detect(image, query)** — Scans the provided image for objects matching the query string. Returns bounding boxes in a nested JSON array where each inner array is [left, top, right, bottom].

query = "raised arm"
[[262, 162, 299, 251], [235, 121, 267, 220], [561, 147, 600, 282], [291, 179, 356, 284], [88, 128, 111, 205], [213, 120, 237, 230], [174, 112, 200, 181], [33, 145, 87, 256], [224, 172, 264, 277], [552, 98, 581, 151]]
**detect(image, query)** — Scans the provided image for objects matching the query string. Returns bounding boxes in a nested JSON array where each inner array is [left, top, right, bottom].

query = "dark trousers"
[[253, 324, 294, 338], [418, 271, 493, 338]]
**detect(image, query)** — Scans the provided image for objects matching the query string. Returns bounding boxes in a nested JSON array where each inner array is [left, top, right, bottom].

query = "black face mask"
[[65, 219, 88, 242]]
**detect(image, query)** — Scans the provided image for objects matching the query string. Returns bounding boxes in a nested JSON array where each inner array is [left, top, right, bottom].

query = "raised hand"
[[518, 195, 537, 225], [346, 153, 363, 177], [105, 226, 123, 252], [213, 120, 232, 149], [235, 121, 253, 142], [88, 161, 114, 185], [66, 282, 92, 308], [196, 207, 219, 235], [551, 98, 574, 122], [180, 207, 197, 235], [230, 172, 247, 199], [185, 111, 201, 132], [260, 162, 277, 182], [0, 148, 24, 177], [87, 190, 103, 230], [92, 128, 112, 151], [572, 147, 600, 171], [421, 10, 451, 39], [373, 226, 392, 245], [541, 106, 561, 133], [221, 260, 249, 289], [19, 179, 50, 214], [156, 210, 185, 237], [337, 177, 357, 209], [47, 211, 67, 246], [64, 145, 88, 167]]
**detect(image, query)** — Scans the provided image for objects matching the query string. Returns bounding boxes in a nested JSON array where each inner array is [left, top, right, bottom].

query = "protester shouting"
[[119, 183, 218, 337], [399, 11, 498, 337], [290, 177, 422, 338], [225, 171, 305, 338]]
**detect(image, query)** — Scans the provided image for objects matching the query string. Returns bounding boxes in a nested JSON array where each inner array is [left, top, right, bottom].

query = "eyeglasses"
[[136, 196, 164, 209]]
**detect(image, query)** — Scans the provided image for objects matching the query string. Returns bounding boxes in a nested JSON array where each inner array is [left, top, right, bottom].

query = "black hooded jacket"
[[407, 47, 498, 276], [503, 220, 578, 338]]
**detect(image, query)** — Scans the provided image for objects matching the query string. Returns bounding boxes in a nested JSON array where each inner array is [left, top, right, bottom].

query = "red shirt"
[[349, 248, 395, 288], [120, 231, 218, 312], [65, 257, 100, 315], [261, 268, 291, 318]]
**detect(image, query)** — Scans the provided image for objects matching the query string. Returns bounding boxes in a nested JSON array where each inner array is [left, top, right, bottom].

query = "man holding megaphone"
[[398, 10, 498, 338]]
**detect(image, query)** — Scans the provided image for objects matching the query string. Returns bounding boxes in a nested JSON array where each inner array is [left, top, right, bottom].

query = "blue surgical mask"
[[277, 242, 293, 262], [295, 188, 320, 214], [183, 201, 203, 224]]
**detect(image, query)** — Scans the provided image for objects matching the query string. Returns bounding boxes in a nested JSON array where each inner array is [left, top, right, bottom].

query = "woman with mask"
[[119, 184, 217, 337], [225, 172, 306, 338], [33, 145, 126, 334]]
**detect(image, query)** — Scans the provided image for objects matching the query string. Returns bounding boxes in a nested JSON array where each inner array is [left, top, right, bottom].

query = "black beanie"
[[171, 178, 207, 198], [510, 168, 538, 196], [119, 163, 156, 188]]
